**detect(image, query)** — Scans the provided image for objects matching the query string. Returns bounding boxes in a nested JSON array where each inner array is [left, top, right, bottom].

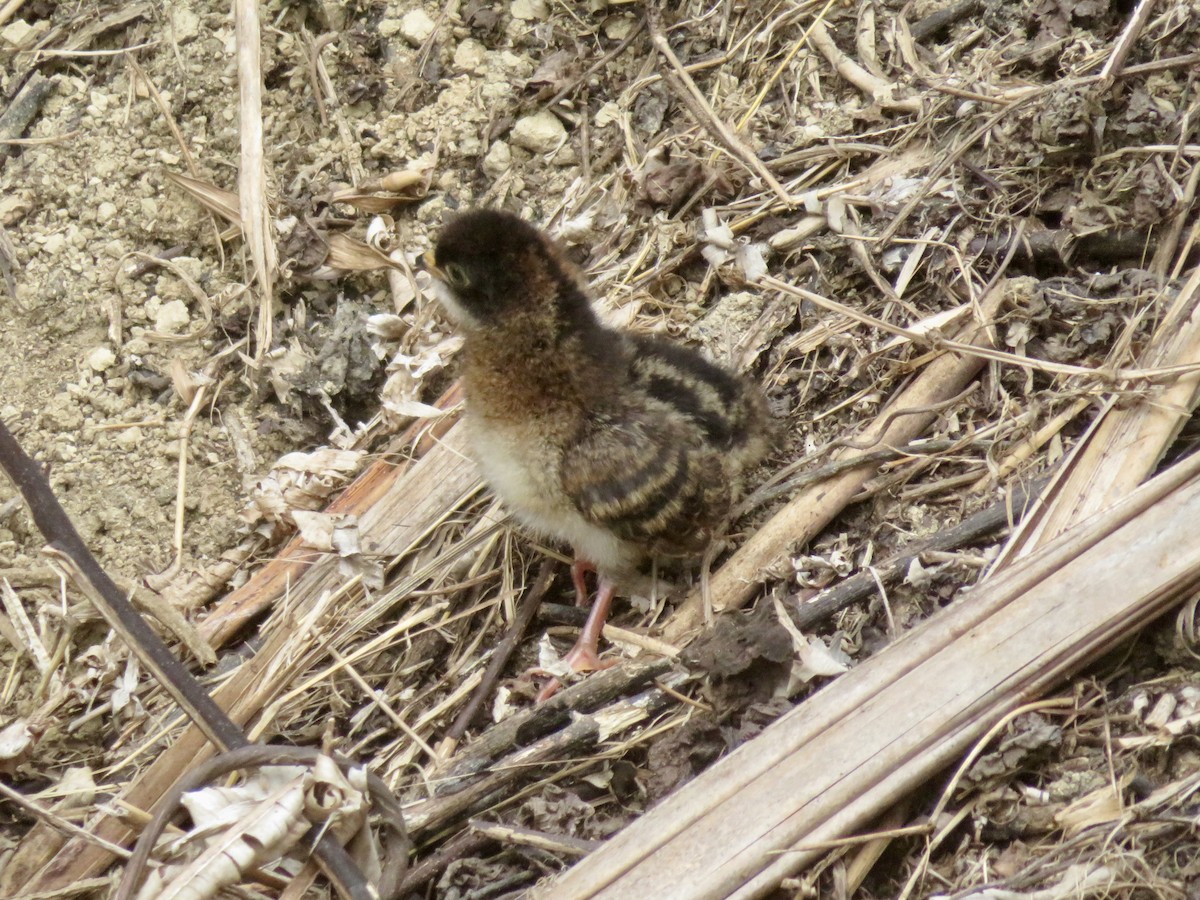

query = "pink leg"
[[570, 559, 594, 607], [561, 575, 617, 671], [534, 573, 619, 702]]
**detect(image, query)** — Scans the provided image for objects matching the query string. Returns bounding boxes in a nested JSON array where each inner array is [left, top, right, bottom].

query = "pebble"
[[85, 346, 117, 372], [511, 0, 549, 21], [168, 5, 202, 41], [114, 426, 144, 450], [453, 38, 487, 73], [96, 201, 118, 223], [399, 10, 436, 46], [482, 140, 512, 179], [604, 15, 638, 40], [1, 19, 34, 47], [154, 299, 190, 334], [510, 110, 566, 154]]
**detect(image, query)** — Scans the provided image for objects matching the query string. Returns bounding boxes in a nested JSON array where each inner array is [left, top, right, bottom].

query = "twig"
[[895, 698, 1076, 900], [308, 32, 338, 128], [541, 19, 647, 111], [1099, 0, 1157, 81], [410, 681, 677, 835], [439, 560, 557, 757], [124, 58, 200, 176], [760, 275, 1200, 384], [0, 0, 28, 29], [395, 830, 493, 896], [0, 423, 243, 750], [645, 7, 793, 206], [1154, 161, 1200, 279], [437, 658, 673, 786], [470, 819, 600, 857], [806, 20, 923, 114], [0, 781, 131, 860], [0, 222, 21, 309], [665, 274, 1015, 640], [789, 475, 1049, 630], [736, 0, 837, 131], [0, 422, 376, 900], [0, 73, 54, 157], [233, 0, 278, 358], [970, 400, 1090, 492]]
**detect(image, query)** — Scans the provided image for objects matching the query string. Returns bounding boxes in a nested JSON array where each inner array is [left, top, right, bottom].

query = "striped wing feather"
[[559, 409, 730, 557]]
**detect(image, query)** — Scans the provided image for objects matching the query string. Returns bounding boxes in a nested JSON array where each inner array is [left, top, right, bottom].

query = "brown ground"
[[2, 1, 1200, 898]]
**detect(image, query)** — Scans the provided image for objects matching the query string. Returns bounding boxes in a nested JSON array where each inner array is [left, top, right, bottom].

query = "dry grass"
[[3, 0, 1200, 898]]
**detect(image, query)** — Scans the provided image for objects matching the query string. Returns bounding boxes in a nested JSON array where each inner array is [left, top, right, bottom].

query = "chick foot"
[[532, 571, 618, 702]]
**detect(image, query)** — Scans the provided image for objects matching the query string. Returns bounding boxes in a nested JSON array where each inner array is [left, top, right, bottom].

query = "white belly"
[[465, 413, 635, 573]]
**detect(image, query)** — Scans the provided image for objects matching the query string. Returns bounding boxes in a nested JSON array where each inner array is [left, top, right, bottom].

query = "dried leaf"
[[0, 720, 36, 774], [330, 169, 427, 212], [163, 172, 241, 226], [139, 776, 310, 900], [322, 232, 403, 273]]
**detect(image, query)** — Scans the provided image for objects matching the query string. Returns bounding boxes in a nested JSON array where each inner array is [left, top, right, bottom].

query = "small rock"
[[0, 191, 32, 225], [96, 202, 118, 223], [603, 15, 638, 41], [85, 346, 117, 372], [482, 140, 512, 179], [168, 5, 202, 41], [42, 232, 66, 255], [1, 19, 34, 47], [399, 9, 436, 46], [114, 426, 144, 450], [511, 0, 549, 21], [154, 300, 190, 334], [453, 38, 487, 72], [510, 111, 567, 154], [459, 133, 482, 157]]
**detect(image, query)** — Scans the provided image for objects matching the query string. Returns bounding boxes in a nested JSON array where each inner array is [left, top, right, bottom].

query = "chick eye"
[[443, 262, 470, 288]]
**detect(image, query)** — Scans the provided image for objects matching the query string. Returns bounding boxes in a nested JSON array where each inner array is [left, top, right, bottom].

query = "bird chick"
[[424, 210, 769, 694]]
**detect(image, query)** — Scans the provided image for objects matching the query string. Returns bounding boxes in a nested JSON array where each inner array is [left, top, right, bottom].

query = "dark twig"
[[790, 475, 1048, 630], [0, 72, 55, 159], [437, 657, 673, 788], [910, 0, 982, 44], [966, 227, 1177, 268], [0, 422, 245, 751], [441, 560, 557, 756], [396, 830, 494, 896], [412, 681, 676, 836], [0, 420, 376, 900]]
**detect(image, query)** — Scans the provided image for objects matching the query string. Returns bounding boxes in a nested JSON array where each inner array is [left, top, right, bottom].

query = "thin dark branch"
[[0, 420, 376, 900], [790, 475, 1049, 630], [443, 560, 557, 752]]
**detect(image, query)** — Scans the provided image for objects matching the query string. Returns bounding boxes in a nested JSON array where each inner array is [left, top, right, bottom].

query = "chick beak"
[[421, 249, 445, 282]]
